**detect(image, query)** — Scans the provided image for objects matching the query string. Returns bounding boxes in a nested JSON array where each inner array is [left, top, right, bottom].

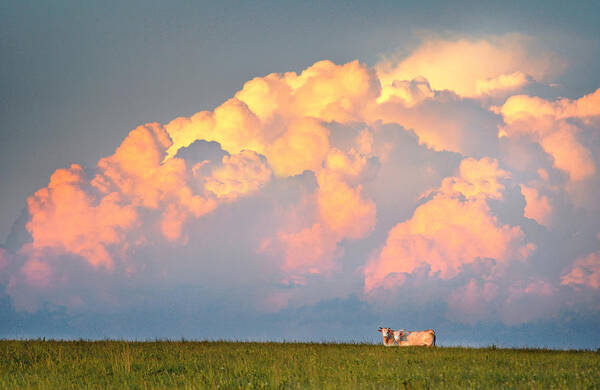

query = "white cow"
[[393, 329, 436, 347], [377, 327, 397, 347]]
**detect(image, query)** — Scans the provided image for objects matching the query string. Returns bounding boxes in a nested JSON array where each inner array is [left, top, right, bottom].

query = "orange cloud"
[[264, 118, 330, 177], [364, 195, 531, 291], [438, 157, 509, 200], [561, 251, 600, 289], [475, 71, 531, 96], [276, 223, 341, 275], [520, 185, 552, 227], [159, 50, 552, 168], [20, 58, 386, 288], [376, 34, 560, 98], [93, 123, 219, 243], [160, 204, 188, 244], [365, 158, 533, 291], [498, 88, 600, 123], [164, 98, 264, 159], [539, 125, 595, 181], [261, 156, 376, 280], [324, 148, 366, 178], [323, 146, 377, 186], [234, 73, 291, 122], [164, 60, 379, 164], [23, 119, 275, 271], [11, 50, 595, 321], [316, 170, 376, 240], [26, 164, 138, 270], [496, 91, 598, 181], [94, 123, 175, 208], [376, 76, 434, 106], [204, 150, 272, 200], [284, 60, 380, 123], [259, 137, 377, 281]]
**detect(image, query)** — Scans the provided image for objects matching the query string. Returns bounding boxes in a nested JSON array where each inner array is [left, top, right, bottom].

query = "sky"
[[1, 0, 599, 348]]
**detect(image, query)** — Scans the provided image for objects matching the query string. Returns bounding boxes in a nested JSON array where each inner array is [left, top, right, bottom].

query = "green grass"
[[0, 340, 598, 389]]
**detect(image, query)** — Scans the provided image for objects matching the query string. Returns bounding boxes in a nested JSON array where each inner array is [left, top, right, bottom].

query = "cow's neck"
[[382, 334, 395, 346]]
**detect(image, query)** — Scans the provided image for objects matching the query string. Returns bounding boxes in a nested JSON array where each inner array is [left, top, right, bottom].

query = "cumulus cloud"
[[376, 34, 562, 98], [446, 279, 498, 325], [496, 89, 600, 182], [500, 279, 559, 325], [1, 35, 599, 335], [364, 158, 534, 292], [520, 184, 553, 227], [26, 164, 139, 270], [498, 88, 600, 122], [204, 150, 272, 200], [561, 250, 600, 290], [476, 71, 533, 96]]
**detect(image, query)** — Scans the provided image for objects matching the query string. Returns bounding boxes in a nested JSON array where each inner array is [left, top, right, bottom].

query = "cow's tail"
[[433, 333, 436, 347]]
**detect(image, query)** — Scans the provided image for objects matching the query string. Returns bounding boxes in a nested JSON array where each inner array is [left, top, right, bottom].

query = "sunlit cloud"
[[364, 158, 534, 292], [1, 34, 598, 334], [376, 34, 562, 99]]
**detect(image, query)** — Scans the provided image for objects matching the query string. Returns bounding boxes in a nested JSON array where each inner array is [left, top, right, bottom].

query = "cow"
[[393, 328, 436, 347], [377, 327, 397, 347]]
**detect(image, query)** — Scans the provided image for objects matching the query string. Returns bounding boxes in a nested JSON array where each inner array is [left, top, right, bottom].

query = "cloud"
[[275, 223, 340, 276], [438, 157, 509, 200], [364, 158, 534, 292], [25, 164, 139, 270], [370, 87, 502, 155], [498, 88, 600, 122], [316, 170, 375, 240], [496, 89, 600, 182], [1, 35, 599, 336], [500, 279, 559, 325], [260, 147, 376, 282], [264, 118, 330, 177], [561, 250, 600, 290], [446, 279, 498, 325], [520, 184, 553, 227], [476, 71, 532, 96], [376, 34, 562, 98], [164, 60, 380, 162], [376, 76, 434, 106], [204, 150, 272, 200]]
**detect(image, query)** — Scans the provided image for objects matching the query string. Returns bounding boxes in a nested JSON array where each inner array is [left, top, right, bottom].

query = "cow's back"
[[407, 330, 435, 347]]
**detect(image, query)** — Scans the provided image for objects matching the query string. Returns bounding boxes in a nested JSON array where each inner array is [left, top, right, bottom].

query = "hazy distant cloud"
[[562, 250, 600, 290]]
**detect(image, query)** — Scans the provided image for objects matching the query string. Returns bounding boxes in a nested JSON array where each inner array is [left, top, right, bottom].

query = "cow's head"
[[378, 327, 393, 338]]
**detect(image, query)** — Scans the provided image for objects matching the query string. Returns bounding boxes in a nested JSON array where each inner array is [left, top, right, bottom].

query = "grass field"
[[0, 340, 598, 389]]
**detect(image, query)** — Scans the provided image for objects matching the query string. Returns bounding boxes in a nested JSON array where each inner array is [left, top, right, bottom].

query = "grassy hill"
[[1, 340, 598, 389]]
